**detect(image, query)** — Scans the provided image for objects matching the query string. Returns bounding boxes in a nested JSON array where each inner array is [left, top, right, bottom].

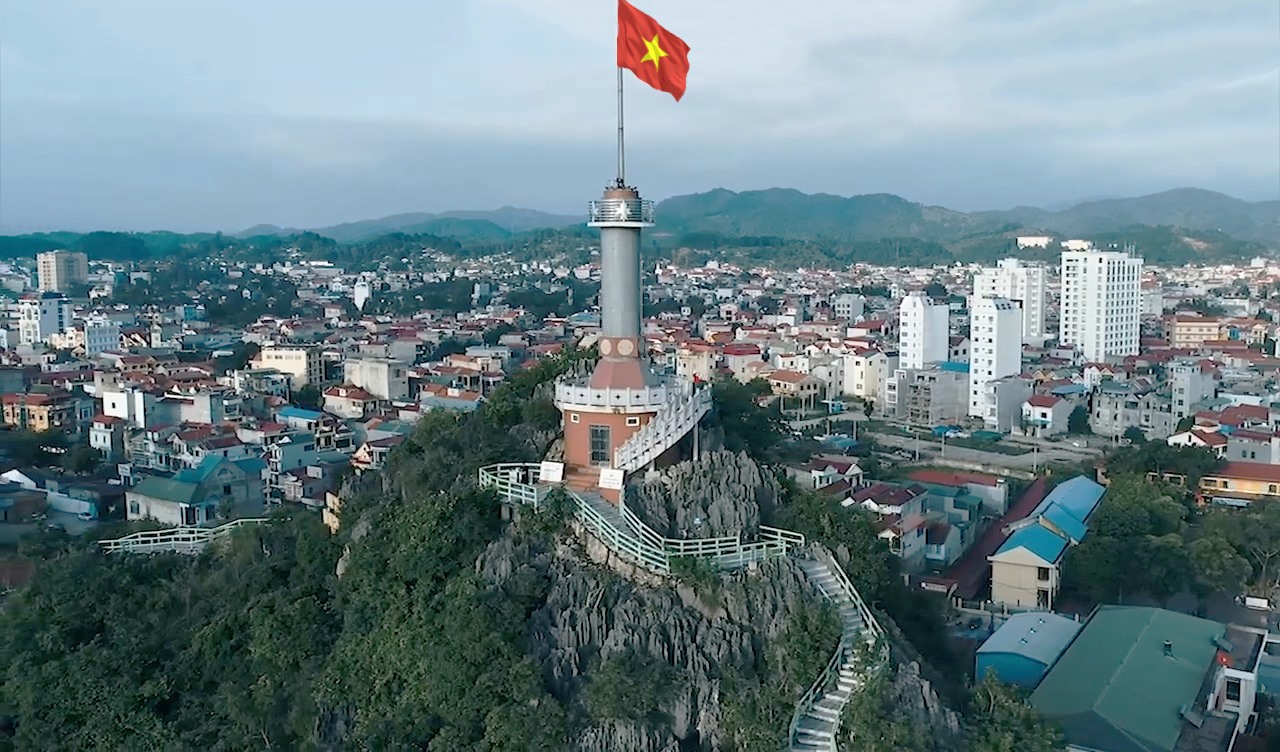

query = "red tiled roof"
[[906, 469, 1000, 488], [1207, 462, 1280, 484], [1026, 395, 1062, 409]]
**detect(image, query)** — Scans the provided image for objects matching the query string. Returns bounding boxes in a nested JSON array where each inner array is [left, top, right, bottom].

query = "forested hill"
[[0, 354, 1064, 751], [1, 186, 1271, 269]]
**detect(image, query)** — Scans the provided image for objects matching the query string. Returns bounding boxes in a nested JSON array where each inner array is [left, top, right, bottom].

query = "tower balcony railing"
[[588, 198, 654, 226], [554, 378, 672, 412]]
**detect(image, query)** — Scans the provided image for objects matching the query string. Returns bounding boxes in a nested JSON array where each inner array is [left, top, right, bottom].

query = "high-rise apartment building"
[[18, 292, 73, 345], [1059, 248, 1143, 362], [36, 250, 89, 293], [968, 296, 1023, 420], [973, 259, 1046, 342], [898, 290, 949, 370]]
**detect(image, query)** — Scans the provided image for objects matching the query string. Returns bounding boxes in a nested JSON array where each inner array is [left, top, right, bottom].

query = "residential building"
[[898, 291, 949, 370], [1166, 428, 1229, 458], [983, 376, 1035, 433], [1090, 378, 1173, 440], [1059, 248, 1143, 361], [886, 363, 969, 425], [1165, 315, 1223, 349], [36, 250, 88, 293], [343, 357, 409, 400], [968, 296, 1022, 421], [126, 455, 265, 526], [18, 292, 72, 345], [768, 369, 824, 413], [973, 259, 1046, 341], [89, 414, 128, 460], [974, 612, 1083, 688], [1021, 395, 1073, 437], [832, 293, 865, 321], [1030, 606, 1267, 752], [989, 475, 1105, 610], [1199, 462, 1280, 506], [351, 435, 406, 474], [251, 346, 322, 389], [0, 391, 76, 432], [83, 317, 122, 357], [840, 347, 891, 402], [1168, 361, 1217, 422], [323, 385, 380, 420]]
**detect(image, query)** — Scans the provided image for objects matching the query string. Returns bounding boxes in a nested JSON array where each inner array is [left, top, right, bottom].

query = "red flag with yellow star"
[[617, 0, 690, 101]]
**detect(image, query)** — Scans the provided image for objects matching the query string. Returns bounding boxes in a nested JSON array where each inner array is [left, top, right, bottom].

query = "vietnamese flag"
[[617, 0, 691, 101]]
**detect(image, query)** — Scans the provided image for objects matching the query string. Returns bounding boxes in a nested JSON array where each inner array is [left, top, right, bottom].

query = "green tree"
[[864, 400, 875, 419], [1175, 415, 1196, 433], [1067, 405, 1090, 434], [966, 673, 1064, 752], [60, 444, 103, 475], [1189, 535, 1251, 601], [293, 384, 322, 410], [1122, 426, 1148, 445], [711, 376, 785, 458]]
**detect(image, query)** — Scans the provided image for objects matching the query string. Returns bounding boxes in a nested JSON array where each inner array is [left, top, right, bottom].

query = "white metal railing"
[[788, 546, 888, 749], [99, 517, 271, 554], [614, 385, 712, 472], [587, 198, 654, 225], [478, 463, 804, 575], [553, 378, 671, 412]]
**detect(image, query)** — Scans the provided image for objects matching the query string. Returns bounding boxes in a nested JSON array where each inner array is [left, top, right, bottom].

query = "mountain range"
[[235, 187, 1278, 246]]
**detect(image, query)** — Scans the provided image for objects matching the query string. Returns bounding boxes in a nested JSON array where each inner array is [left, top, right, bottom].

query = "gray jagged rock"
[[627, 451, 779, 539], [334, 516, 372, 579], [478, 528, 820, 752]]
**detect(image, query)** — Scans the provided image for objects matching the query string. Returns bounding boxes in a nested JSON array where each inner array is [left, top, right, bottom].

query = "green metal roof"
[[130, 477, 203, 505], [1030, 606, 1225, 752]]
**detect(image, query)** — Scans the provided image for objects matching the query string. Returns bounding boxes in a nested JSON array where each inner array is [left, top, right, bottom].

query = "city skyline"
[[1, 0, 1277, 234]]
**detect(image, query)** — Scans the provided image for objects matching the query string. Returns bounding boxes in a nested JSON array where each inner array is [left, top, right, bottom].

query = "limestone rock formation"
[[627, 450, 779, 539], [477, 531, 818, 752]]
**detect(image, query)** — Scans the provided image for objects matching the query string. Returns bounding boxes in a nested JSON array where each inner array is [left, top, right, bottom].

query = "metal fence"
[[99, 517, 271, 554]]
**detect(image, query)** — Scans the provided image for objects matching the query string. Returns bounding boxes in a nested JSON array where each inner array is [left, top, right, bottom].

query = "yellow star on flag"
[[639, 34, 668, 69]]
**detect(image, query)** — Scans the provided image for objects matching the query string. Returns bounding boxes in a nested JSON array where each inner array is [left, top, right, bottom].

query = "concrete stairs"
[[790, 558, 872, 752]]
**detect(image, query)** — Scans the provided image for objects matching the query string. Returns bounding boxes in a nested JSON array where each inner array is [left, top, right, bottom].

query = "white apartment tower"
[[973, 259, 1046, 342], [968, 296, 1023, 420], [1060, 248, 1143, 362], [18, 292, 72, 345], [898, 290, 949, 370]]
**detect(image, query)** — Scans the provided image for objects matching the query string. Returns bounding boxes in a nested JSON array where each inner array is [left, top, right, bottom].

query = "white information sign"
[[598, 468, 625, 491], [539, 461, 565, 483]]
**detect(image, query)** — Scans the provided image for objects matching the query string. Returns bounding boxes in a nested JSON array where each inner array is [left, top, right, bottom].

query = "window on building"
[[1037, 567, 1050, 581], [626, 416, 640, 427], [1226, 678, 1241, 703], [589, 425, 610, 466]]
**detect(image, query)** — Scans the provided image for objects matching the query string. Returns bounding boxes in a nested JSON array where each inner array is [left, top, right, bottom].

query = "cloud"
[[0, 0, 1276, 232]]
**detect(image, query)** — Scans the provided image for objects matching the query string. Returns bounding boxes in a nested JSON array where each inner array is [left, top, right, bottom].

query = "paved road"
[[866, 431, 1100, 471]]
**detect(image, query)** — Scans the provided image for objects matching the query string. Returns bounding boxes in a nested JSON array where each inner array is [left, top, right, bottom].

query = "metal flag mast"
[[616, 67, 626, 187]]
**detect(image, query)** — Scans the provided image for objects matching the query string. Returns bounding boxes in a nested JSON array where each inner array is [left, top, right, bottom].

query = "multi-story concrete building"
[[36, 250, 88, 293], [898, 291, 949, 370], [968, 296, 1023, 422], [1090, 378, 1173, 439], [17, 292, 72, 345], [1059, 248, 1142, 361], [83, 317, 122, 356], [973, 259, 1046, 342], [251, 346, 322, 389], [1168, 361, 1217, 422], [343, 357, 409, 401], [886, 363, 969, 425]]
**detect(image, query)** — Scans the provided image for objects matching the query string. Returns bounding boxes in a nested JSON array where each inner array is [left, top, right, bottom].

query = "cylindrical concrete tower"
[[588, 185, 656, 391], [552, 183, 711, 499]]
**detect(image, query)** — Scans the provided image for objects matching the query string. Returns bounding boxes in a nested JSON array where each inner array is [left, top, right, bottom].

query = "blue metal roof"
[[978, 611, 1082, 667], [996, 524, 1069, 564], [1049, 384, 1088, 396], [939, 361, 970, 373], [279, 406, 325, 421], [1041, 503, 1088, 543], [1033, 476, 1105, 524]]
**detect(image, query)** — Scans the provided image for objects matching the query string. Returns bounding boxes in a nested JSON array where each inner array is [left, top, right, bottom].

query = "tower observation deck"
[[554, 184, 710, 499]]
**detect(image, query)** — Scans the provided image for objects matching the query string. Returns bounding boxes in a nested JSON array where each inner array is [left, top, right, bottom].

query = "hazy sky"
[[1, 0, 1277, 233]]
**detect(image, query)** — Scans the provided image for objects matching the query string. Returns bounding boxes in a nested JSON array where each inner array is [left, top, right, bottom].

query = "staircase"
[[99, 518, 270, 555], [614, 384, 712, 472], [789, 555, 885, 752]]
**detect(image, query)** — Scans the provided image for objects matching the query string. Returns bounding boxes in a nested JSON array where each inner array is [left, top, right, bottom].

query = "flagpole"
[[616, 66, 626, 187]]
